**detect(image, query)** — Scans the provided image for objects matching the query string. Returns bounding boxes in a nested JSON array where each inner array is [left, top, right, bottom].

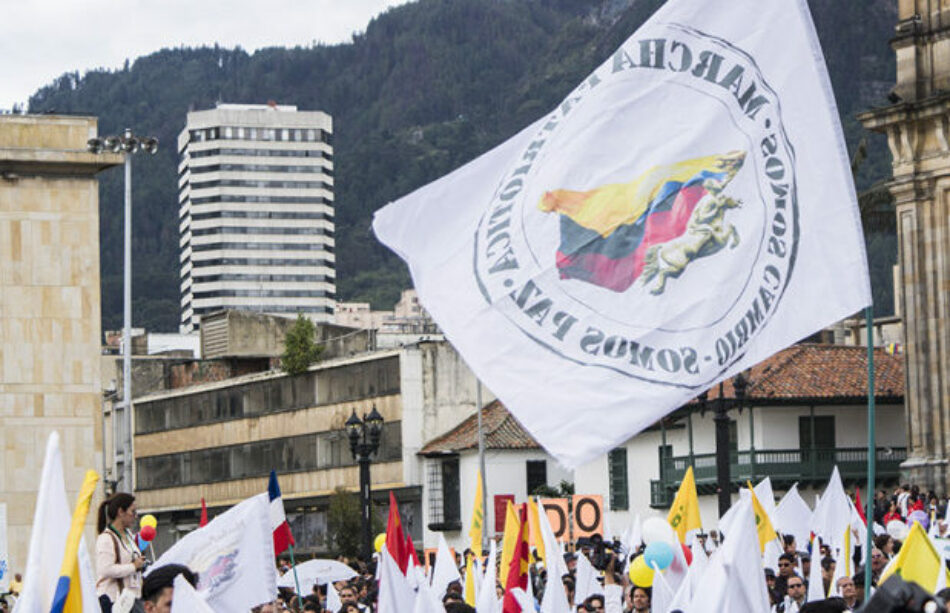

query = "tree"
[[326, 487, 361, 558], [325, 486, 386, 559], [281, 314, 323, 375]]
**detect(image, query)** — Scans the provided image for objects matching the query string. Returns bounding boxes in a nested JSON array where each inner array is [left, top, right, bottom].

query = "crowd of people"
[[4, 484, 950, 612], [268, 545, 650, 613], [760, 483, 950, 613]]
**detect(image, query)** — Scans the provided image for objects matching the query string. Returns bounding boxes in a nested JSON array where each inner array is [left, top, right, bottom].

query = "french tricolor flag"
[[268, 470, 295, 556]]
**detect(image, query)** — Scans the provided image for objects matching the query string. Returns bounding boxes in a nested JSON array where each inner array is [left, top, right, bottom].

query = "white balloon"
[[885, 519, 908, 541], [642, 517, 677, 546]]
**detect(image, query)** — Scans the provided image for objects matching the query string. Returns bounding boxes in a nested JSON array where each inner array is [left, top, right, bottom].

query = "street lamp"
[[88, 129, 158, 493], [346, 405, 384, 561], [698, 372, 750, 519]]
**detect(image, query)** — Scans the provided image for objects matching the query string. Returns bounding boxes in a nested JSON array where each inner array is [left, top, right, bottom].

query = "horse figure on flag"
[[639, 171, 742, 295], [539, 150, 746, 293]]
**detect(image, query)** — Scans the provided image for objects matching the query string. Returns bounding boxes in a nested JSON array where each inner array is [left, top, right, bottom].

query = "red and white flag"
[[268, 470, 295, 556]]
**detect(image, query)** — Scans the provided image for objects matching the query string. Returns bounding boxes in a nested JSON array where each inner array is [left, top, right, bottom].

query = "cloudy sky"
[[0, 0, 413, 110]]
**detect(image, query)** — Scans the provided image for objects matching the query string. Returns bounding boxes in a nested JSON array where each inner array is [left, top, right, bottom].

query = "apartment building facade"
[[178, 103, 335, 332]]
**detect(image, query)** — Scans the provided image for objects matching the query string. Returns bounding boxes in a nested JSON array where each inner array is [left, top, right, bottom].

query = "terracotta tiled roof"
[[419, 400, 539, 454], [695, 343, 903, 402], [420, 344, 903, 453]]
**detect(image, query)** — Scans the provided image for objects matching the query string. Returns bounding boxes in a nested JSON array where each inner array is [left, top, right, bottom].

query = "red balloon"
[[140, 525, 157, 542], [682, 543, 693, 565]]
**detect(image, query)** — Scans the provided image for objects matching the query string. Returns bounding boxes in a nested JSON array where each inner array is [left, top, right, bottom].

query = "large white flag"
[[150, 493, 276, 611], [13, 432, 98, 613], [373, 0, 870, 466]]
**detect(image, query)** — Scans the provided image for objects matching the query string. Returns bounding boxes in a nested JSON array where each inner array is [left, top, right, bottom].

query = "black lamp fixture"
[[346, 405, 385, 561]]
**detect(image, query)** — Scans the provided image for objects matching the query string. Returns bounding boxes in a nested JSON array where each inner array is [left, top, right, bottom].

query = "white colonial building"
[[574, 343, 906, 533], [416, 343, 906, 552], [418, 400, 572, 550]]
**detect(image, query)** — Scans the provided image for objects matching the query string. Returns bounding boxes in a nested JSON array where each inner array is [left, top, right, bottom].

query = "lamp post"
[[698, 372, 750, 519], [346, 405, 384, 561], [733, 372, 749, 479], [712, 382, 731, 518], [88, 130, 158, 493]]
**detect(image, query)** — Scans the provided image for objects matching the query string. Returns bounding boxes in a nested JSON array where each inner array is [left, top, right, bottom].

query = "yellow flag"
[[843, 524, 852, 577], [499, 501, 520, 588], [667, 466, 701, 542], [469, 470, 484, 558], [464, 555, 477, 605], [747, 481, 777, 553], [528, 497, 546, 565], [879, 522, 943, 591], [52, 470, 99, 613]]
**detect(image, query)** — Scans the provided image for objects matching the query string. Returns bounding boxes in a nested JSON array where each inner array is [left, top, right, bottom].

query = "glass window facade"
[[189, 127, 332, 145], [191, 242, 333, 252], [137, 421, 402, 490], [191, 210, 332, 222], [136, 357, 399, 434]]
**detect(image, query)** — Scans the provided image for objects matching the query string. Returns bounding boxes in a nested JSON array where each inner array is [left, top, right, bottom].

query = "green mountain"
[[26, 0, 898, 332]]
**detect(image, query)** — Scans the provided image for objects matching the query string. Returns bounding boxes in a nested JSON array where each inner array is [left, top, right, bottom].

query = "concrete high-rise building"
[[178, 103, 335, 333]]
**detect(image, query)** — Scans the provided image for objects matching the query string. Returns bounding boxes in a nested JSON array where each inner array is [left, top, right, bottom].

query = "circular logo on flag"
[[473, 23, 798, 388]]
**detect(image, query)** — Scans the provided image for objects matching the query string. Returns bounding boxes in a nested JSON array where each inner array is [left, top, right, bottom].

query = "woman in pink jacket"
[[95, 493, 146, 612]]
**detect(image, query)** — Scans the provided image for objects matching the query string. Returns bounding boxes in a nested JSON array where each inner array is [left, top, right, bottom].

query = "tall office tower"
[[178, 103, 335, 332]]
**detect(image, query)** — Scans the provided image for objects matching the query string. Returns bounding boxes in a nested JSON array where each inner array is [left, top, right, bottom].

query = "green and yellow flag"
[[469, 470, 484, 558], [667, 466, 701, 542], [747, 481, 777, 553]]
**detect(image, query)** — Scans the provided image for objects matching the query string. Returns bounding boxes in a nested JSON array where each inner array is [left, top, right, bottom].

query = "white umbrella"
[[276, 559, 358, 590]]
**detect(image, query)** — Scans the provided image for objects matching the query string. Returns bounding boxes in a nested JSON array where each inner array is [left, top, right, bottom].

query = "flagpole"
[[288, 543, 304, 605], [477, 380, 488, 554], [864, 305, 876, 602]]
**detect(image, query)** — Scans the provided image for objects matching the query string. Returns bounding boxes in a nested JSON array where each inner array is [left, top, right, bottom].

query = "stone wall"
[[0, 115, 121, 571]]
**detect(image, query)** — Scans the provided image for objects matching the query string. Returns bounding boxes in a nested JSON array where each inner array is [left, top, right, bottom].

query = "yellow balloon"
[[374, 533, 387, 553], [628, 556, 655, 587], [140, 514, 158, 530]]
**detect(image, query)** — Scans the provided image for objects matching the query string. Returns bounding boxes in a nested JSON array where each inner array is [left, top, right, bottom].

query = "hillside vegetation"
[[26, 0, 898, 331]]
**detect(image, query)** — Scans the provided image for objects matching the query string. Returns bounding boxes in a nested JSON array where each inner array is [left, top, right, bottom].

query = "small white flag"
[[150, 493, 276, 612], [170, 574, 214, 613]]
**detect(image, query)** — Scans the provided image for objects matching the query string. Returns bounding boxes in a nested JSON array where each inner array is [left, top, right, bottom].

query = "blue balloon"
[[643, 541, 674, 570], [137, 535, 150, 551]]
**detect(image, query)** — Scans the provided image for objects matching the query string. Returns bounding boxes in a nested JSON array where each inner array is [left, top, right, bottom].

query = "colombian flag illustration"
[[539, 151, 745, 291]]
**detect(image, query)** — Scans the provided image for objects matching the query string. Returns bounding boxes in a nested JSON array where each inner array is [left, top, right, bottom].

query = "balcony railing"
[[649, 446, 906, 508]]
